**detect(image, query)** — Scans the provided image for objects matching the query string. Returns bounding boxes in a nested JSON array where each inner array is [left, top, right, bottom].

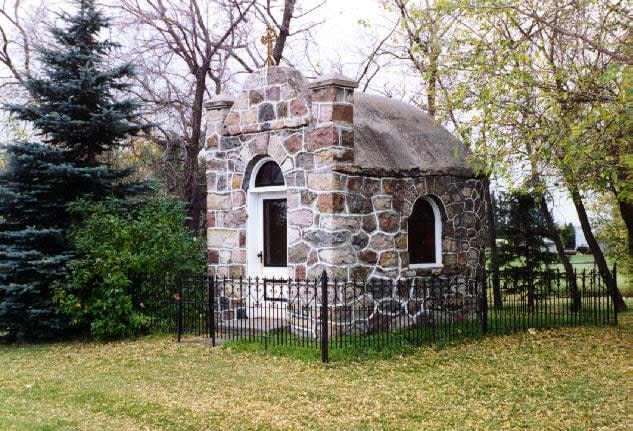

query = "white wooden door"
[[247, 190, 288, 278]]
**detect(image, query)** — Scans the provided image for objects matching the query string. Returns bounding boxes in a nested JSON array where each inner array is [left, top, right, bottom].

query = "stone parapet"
[[307, 72, 356, 170], [222, 67, 312, 135]]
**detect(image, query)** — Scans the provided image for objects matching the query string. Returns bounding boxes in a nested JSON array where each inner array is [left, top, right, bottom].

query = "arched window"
[[254, 160, 285, 187], [408, 197, 442, 267]]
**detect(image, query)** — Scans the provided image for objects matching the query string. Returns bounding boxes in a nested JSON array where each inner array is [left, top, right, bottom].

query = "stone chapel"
[[204, 66, 486, 281]]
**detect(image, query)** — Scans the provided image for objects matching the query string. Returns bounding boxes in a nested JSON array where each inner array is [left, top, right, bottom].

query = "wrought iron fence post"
[[176, 281, 183, 343], [321, 270, 329, 363], [612, 263, 618, 325], [209, 274, 216, 346], [481, 266, 488, 335]]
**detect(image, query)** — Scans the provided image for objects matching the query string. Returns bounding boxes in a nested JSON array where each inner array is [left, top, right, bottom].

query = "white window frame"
[[246, 157, 288, 278], [409, 196, 444, 269]]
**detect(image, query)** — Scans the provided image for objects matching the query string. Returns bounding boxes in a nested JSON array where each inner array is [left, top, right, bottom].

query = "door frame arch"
[[246, 157, 288, 278]]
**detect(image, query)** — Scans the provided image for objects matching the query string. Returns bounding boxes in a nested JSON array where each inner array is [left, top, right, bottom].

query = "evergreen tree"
[[559, 223, 576, 249], [0, 142, 131, 342], [496, 191, 557, 270], [495, 191, 558, 311], [7, 0, 151, 167], [1, 0, 151, 342]]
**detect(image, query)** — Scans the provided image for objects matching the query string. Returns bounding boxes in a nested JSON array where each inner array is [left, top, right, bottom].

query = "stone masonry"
[[204, 66, 486, 282]]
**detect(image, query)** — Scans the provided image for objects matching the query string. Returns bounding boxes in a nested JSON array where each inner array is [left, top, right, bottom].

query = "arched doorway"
[[247, 158, 287, 277]]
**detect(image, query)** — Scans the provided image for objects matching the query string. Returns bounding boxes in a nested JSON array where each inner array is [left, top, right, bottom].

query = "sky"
[[291, 0, 585, 233], [1, 0, 588, 238]]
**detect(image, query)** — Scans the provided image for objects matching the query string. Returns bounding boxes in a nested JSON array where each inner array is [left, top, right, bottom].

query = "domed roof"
[[353, 92, 473, 176], [208, 66, 475, 177]]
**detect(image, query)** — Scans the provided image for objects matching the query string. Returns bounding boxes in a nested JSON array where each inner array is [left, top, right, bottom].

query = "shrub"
[[55, 197, 204, 339], [0, 142, 139, 343]]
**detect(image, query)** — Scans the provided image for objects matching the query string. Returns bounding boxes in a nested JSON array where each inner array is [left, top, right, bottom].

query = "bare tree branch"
[[118, 0, 256, 231]]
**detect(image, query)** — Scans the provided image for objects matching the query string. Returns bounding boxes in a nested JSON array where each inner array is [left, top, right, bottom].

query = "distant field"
[[566, 253, 599, 264], [497, 254, 632, 297], [551, 255, 632, 297]]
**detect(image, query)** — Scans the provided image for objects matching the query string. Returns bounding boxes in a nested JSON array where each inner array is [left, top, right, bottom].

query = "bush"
[[54, 197, 205, 339]]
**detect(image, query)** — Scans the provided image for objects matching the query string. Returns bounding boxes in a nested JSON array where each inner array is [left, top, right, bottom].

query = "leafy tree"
[[444, 0, 629, 311], [558, 223, 576, 249], [0, 142, 130, 343], [55, 198, 205, 339], [591, 194, 633, 291]]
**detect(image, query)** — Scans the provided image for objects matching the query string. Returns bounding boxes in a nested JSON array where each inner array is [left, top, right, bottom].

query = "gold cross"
[[261, 25, 277, 67]]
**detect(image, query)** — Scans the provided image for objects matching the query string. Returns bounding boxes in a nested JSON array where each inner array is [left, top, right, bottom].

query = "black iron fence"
[[485, 267, 617, 334], [148, 267, 617, 361]]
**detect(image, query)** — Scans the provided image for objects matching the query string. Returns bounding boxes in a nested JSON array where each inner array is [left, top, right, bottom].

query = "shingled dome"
[[353, 92, 473, 176]]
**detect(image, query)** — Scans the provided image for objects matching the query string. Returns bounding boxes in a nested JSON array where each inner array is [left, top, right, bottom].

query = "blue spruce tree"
[[8, 0, 151, 167], [0, 143, 136, 342], [1, 0, 151, 342]]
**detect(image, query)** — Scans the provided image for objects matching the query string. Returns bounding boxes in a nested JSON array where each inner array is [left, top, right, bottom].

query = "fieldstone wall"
[[205, 67, 358, 279], [286, 276, 482, 337], [214, 276, 483, 338], [204, 66, 486, 283], [311, 173, 487, 281]]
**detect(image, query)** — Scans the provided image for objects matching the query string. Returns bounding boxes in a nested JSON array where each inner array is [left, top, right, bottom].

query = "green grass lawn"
[[555, 254, 633, 297], [498, 254, 633, 297], [552, 254, 615, 274], [1, 302, 632, 430]]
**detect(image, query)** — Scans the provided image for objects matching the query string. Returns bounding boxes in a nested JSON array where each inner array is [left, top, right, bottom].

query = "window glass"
[[409, 198, 436, 264], [255, 161, 284, 187], [263, 198, 287, 267]]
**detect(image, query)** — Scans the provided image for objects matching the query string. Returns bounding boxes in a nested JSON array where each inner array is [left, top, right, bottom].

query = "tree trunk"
[[615, 151, 633, 256], [272, 0, 296, 64], [427, 49, 439, 119], [527, 275, 535, 313], [184, 68, 207, 232], [539, 194, 581, 311], [617, 197, 633, 257], [569, 185, 627, 311], [484, 180, 502, 309], [86, 151, 97, 166], [15, 324, 25, 346]]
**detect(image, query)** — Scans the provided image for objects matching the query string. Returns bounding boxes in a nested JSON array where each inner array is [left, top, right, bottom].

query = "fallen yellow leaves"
[[0, 304, 631, 430]]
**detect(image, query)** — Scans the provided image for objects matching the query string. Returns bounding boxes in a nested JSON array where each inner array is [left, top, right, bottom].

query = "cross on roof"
[[261, 26, 277, 67]]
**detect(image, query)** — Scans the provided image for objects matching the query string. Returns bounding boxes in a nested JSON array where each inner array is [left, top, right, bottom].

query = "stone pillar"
[[204, 94, 242, 276], [307, 72, 357, 169], [204, 94, 234, 150], [300, 73, 359, 279]]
